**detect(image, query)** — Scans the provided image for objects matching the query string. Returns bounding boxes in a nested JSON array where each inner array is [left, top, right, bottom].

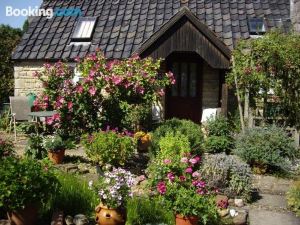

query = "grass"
[[45, 171, 99, 218], [126, 196, 174, 225]]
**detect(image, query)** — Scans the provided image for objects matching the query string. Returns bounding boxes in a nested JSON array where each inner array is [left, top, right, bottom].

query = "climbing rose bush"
[[34, 51, 175, 136]]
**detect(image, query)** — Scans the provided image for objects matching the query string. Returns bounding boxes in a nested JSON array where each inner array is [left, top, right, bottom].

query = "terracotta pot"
[[48, 149, 65, 164], [8, 205, 38, 225], [95, 204, 125, 225], [175, 214, 198, 225]]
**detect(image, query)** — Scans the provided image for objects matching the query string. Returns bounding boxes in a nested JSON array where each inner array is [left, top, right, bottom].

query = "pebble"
[[65, 215, 74, 225], [73, 214, 89, 225], [218, 208, 229, 217], [233, 211, 247, 225], [234, 199, 244, 207]]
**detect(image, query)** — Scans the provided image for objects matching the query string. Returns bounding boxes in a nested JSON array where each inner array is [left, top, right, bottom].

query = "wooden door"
[[165, 57, 202, 123]]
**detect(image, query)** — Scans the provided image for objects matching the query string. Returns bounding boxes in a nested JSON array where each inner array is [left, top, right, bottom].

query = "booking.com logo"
[[6, 6, 82, 19]]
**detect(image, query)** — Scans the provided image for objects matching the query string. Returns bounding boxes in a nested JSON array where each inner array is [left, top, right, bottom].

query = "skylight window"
[[248, 18, 266, 35], [72, 17, 97, 41]]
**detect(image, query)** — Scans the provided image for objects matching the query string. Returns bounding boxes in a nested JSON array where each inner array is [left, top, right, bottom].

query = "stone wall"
[[291, 0, 300, 32], [14, 62, 45, 96]]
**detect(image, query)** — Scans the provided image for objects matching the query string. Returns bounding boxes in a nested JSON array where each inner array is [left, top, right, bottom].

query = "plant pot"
[[8, 204, 38, 225], [175, 214, 198, 225], [48, 149, 65, 164], [95, 204, 125, 225]]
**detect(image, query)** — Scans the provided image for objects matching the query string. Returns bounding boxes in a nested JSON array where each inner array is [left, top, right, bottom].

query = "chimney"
[[291, 0, 300, 32]]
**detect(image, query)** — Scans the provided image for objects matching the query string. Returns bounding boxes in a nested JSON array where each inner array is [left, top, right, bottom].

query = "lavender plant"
[[92, 168, 135, 208]]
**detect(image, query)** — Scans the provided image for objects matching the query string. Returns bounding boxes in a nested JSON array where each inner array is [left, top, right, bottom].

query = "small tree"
[[0, 25, 22, 105], [227, 31, 300, 131]]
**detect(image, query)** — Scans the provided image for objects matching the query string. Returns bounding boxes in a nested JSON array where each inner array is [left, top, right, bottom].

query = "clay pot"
[[95, 204, 125, 225], [8, 205, 38, 225], [175, 214, 198, 225], [48, 149, 65, 164]]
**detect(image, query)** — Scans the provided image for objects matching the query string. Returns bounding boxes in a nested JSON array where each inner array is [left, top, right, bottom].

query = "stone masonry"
[[14, 61, 45, 97]]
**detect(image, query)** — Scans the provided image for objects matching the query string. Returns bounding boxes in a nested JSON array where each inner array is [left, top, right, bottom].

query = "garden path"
[[249, 175, 300, 225]]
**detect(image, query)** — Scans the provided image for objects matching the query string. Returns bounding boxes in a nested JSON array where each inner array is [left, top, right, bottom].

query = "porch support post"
[[221, 83, 228, 117]]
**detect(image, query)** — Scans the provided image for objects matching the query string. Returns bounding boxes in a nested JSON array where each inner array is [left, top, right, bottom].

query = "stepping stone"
[[249, 209, 300, 225]]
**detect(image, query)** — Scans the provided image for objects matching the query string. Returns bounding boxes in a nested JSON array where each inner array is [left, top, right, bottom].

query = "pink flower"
[[163, 159, 172, 165], [76, 85, 83, 94], [194, 156, 201, 163], [112, 75, 123, 85], [179, 176, 186, 182], [67, 101, 73, 110], [74, 56, 80, 62], [157, 181, 166, 195], [189, 158, 198, 165], [53, 113, 61, 122], [196, 188, 205, 195], [89, 86, 97, 96], [45, 117, 54, 125], [181, 157, 188, 163], [185, 167, 193, 174], [43, 63, 51, 69], [43, 95, 49, 101], [136, 86, 145, 94], [192, 171, 200, 177], [167, 172, 175, 182]]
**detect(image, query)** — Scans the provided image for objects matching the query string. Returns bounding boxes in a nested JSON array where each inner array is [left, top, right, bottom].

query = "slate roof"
[[12, 0, 291, 61]]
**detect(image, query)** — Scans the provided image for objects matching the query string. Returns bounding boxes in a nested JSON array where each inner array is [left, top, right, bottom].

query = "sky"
[[0, 0, 42, 28]]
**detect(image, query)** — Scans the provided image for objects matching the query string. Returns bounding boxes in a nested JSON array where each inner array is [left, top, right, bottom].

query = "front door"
[[165, 55, 202, 123]]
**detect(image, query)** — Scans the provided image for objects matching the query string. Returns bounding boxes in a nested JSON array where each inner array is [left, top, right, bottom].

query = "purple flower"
[[185, 167, 193, 174]]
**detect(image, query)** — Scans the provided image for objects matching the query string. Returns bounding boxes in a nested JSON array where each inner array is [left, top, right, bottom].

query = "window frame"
[[248, 17, 266, 35], [71, 17, 98, 42]]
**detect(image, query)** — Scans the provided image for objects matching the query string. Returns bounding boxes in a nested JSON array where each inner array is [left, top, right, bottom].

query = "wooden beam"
[[221, 83, 228, 117]]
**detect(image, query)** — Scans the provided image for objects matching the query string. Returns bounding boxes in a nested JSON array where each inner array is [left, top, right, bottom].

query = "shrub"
[[25, 134, 47, 159], [147, 132, 192, 186], [204, 116, 233, 154], [82, 130, 136, 167], [200, 154, 252, 200], [42, 135, 66, 152], [0, 157, 59, 212], [151, 118, 204, 155], [287, 180, 300, 216], [234, 126, 296, 172], [126, 196, 174, 225], [205, 116, 232, 137], [204, 136, 232, 154], [0, 138, 14, 158], [48, 172, 98, 217]]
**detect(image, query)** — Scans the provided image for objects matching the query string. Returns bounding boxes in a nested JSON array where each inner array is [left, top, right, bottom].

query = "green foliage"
[[17, 122, 37, 134], [205, 116, 232, 137], [82, 130, 136, 167], [0, 108, 10, 131], [42, 135, 66, 152], [234, 126, 296, 172], [163, 187, 218, 224], [48, 172, 98, 217], [25, 134, 47, 160], [147, 132, 191, 186], [204, 136, 232, 154], [0, 138, 15, 158], [0, 25, 22, 104], [126, 196, 174, 225], [227, 31, 300, 129], [204, 116, 233, 154], [200, 154, 252, 200], [151, 118, 204, 156], [287, 180, 300, 217], [0, 157, 59, 211]]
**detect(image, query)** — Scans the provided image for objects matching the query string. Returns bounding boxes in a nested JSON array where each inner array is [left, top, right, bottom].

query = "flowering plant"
[[92, 168, 135, 208], [155, 154, 218, 223], [42, 135, 65, 152], [34, 50, 175, 136], [0, 138, 14, 158]]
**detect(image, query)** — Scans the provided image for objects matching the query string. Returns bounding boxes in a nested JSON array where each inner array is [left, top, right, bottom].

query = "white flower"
[[88, 180, 93, 189]]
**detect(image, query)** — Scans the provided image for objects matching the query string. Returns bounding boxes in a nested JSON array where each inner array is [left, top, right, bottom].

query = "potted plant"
[[134, 131, 151, 152], [0, 157, 59, 225], [155, 154, 218, 225], [43, 135, 66, 164], [92, 168, 135, 225]]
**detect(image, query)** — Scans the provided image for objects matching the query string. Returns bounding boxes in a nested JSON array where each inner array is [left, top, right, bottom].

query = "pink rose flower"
[[192, 171, 200, 177], [167, 172, 175, 182], [189, 158, 198, 164]]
